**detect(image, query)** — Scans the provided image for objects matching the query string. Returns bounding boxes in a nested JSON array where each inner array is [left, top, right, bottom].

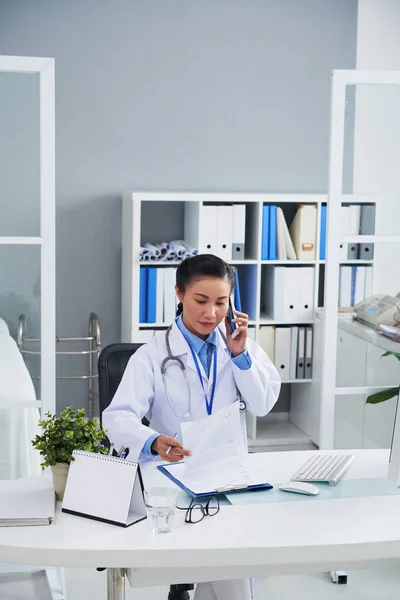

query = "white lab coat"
[[103, 322, 281, 600], [103, 321, 281, 461]]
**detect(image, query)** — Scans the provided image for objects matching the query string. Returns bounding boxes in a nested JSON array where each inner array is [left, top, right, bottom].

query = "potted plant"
[[365, 351, 400, 405], [32, 406, 108, 500]]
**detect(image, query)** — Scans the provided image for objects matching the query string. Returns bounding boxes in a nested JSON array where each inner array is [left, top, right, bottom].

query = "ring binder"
[[62, 450, 147, 527]]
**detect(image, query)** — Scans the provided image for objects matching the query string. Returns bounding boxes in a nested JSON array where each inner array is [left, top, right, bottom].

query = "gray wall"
[[0, 0, 358, 413]]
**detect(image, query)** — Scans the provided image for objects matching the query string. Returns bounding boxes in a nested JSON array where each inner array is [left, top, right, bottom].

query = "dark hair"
[[175, 254, 235, 316]]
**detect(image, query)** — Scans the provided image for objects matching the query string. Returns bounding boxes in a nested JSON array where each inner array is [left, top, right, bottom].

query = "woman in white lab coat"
[[103, 254, 281, 600]]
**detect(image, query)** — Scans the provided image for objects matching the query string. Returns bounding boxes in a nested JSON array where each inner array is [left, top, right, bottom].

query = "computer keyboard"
[[291, 454, 355, 486]]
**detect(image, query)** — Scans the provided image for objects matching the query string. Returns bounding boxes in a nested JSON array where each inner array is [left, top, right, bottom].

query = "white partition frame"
[[320, 69, 400, 449], [0, 55, 55, 415]]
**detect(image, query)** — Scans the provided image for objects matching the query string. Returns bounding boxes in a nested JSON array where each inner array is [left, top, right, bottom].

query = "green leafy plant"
[[31, 406, 108, 468], [366, 351, 400, 405]]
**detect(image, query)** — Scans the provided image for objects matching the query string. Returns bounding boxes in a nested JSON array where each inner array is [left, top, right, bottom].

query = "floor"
[[64, 567, 400, 600]]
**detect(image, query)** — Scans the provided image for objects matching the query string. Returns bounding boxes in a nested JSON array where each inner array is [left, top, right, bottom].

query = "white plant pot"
[[51, 462, 70, 501]]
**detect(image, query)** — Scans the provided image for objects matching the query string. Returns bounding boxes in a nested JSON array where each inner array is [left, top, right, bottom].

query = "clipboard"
[[62, 450, 147, 528], [158, 463, 273, 498]]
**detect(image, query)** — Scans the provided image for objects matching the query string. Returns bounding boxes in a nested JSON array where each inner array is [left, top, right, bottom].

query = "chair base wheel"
[[168, 583, 195, 600]]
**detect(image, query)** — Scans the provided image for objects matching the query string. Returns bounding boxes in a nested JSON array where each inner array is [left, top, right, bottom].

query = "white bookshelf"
[[122, 191, 332, 450], [122, 190, 385, 450]]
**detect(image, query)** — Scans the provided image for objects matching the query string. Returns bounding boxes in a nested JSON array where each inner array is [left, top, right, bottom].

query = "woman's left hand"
[[225, 310, 249, 357]]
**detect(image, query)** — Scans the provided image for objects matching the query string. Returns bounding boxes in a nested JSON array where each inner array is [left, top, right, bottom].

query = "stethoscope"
[[161, 324, 246, 419]]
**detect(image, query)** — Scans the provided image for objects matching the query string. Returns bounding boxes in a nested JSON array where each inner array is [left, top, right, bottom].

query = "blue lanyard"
[[187, 344, 217, 415]]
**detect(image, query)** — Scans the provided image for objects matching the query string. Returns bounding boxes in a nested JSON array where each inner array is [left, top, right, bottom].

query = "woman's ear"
[[175, 285, 183, 302]]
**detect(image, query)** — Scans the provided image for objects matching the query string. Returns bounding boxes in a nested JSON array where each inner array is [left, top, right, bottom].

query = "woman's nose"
[[204, 305, 216, 318]]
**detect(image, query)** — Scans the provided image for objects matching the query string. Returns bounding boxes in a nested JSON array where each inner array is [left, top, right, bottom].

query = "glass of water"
[[144, 487, 177, 534]]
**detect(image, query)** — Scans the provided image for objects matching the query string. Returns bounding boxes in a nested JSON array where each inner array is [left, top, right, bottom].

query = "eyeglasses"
[[177, 496, 220, 524]]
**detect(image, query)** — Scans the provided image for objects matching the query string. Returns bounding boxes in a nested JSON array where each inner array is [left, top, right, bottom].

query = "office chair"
[[98, 343, 194, 600]]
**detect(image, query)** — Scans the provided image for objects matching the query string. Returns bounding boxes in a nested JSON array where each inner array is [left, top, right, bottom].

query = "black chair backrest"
[[98, 343, 143, 425]]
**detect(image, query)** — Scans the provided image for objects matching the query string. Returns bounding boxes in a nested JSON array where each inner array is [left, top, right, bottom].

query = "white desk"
[[1, 449, 400, 600]]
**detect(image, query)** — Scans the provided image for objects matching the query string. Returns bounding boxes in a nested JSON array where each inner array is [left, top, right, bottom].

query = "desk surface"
[[337, 315, 400, 354], [1, 449, 400, 587]]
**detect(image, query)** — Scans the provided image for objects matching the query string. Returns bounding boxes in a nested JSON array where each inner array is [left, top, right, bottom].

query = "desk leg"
[[107, 568, 125, 600]]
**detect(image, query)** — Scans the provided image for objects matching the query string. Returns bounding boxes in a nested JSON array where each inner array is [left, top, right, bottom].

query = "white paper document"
[[161, 404, 268, 495], [0, 474, 55, 526]]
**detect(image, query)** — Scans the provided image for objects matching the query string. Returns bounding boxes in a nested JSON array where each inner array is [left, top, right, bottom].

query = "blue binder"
[[320, 205, 327, 260], [234, 268, 242, 312], [147, 267, 157, 323], [350, 266, 357, 307], [261, 205, 270, 260], [139, 267, 148, 323], [157, 463, 272, 498], [269, 205, 277, 260]]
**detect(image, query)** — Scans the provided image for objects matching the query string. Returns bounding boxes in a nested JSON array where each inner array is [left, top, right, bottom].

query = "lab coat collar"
[[167, 320, 230, 378]]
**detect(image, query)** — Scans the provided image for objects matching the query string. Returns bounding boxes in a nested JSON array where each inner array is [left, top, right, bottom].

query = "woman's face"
[[176, 276, 231, 339]]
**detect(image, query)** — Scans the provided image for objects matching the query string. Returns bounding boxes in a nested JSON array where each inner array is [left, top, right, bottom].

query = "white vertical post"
[[39, 58, 56, 416], [319, 71, 347, 449], [320, 69, 400, 450]]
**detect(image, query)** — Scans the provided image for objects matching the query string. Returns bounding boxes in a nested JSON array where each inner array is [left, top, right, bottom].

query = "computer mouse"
[[278, 481, 320, 496]]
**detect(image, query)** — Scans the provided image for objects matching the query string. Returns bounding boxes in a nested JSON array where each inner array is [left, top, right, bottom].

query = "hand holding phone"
[[228, 293, 240, 340]]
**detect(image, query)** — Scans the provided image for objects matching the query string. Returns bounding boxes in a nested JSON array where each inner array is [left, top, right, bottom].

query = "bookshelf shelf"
[[259, 314, 314, 325], [261, 259, 318, 265], [248, 415, 312, 449]]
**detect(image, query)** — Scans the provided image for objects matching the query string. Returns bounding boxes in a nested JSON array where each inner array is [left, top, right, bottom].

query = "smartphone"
[[227, 293, 240, 339]]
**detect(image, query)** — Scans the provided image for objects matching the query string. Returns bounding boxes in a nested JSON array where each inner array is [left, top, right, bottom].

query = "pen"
[[166, 433, 178, 455], [108, 442, 115, 456], [117, 445, 125, 458]]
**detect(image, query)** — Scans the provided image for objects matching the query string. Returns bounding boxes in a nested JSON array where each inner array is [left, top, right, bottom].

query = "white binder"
[[264, 267, 300, 321], [232, 204, 246, 260], [289, 204, 317, 260], [62, 451, 146, 528], [349, 205, 361, 235], [297, 267, 315, 321], [354, 266, 366, 306], [216, 205, 233, 261], [364, 266, 373, 298], [163, 267, 177, 323], [247, 327, 256, 341], [339, 206, 351, 259], [155, 268, 164, 323], [258, 326, 275, 362], [339, 266, 352, 308], [276, 208, 287, 260], [199, 206, 218, 254], [274, 327, 291, 382], [277, 207, 297, 260]]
